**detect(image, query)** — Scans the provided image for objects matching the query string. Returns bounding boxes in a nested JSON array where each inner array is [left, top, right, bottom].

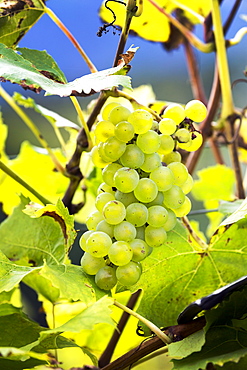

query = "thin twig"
[[182, 216, 208, 250]]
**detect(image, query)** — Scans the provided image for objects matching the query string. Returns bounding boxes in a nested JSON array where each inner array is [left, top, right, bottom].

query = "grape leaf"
[[0, 0, 45, 47], [0, 195, 66, 266], [132, 219, 247, 328], [0, 112, 8, 159], [220, 197, 247, 226], [0, 43, 134, 96], [99, 0, 211, 43]]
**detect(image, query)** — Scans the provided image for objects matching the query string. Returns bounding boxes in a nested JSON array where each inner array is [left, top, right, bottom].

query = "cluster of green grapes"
[[79, 99, 207, 290]]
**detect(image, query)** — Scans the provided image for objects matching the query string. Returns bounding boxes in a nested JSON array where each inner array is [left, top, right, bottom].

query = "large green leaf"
[[132, 219, 247, 328], [0, 43, 133, 96], [0, 195, 66, 266], [0, 0, 45, 47]]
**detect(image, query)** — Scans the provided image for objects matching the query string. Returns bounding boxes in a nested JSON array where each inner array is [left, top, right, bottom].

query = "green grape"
[[147, 205, 168, 227], [116, 261, 142, 286], [162, 103, 185, 124], [174, 196, 191, 217], [185, 99, 207, 122], [79, 230, 94, 252], [97, 182, 115, 195], [91, 146, 111, 168], [94, 120, 115, 142], [115, 190, 137, 207], [97, 142, 114, 162], [101, 102, 120, 121], [95, 192, 115, 212], [114, 221, 136, 242], [86, 231, 112, 257], [146, 191, 164, 207], [113, 167, 139, 193], [159, 118, 177, 135], [145, 225, 167, 247], [109, 105, 131, 125], [80, 252, 105, 275], [120, 144, 145, 169], [135, 226, 145, 240], [163, 185, 185, 209], [103, 200, 126, 225], [175, 128, 191, 143], [102, 163, 122, 186], [130, 239, 150, 262], [140, 152, 161, 172], [86, 210, 104, 230], [95, 265, 117, 290], [103, 136, 126, 161], [115, 121, 135, 142], [149, 166, 175, 191], [168, 162, 188, 186], [180, 173, 194, 194], [163, 208, 177, 231], [183, 131, 203, 152], [96, 220, 114, 238], [128, 109, 153, 134], [162, 151, 181, 164], [134, 178, 158, 203], [126, 202, 148, 227], [108, 240, 133, 266], [136, 130, 161, 154], [157, 134, 175, 155]]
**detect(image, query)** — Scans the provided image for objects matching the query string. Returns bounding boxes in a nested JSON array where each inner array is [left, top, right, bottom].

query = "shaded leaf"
[[218, 200, 244, 216], [0, 195, 66, 266], [220, 197, 247, 226], [0, 43, 134, 96], [0, 0, 45, 47], [168, 330, 205, 359]]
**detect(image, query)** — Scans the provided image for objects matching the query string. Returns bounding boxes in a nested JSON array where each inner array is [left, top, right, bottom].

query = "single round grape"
[[150, 166, 175, 192], [97, 182, 115, 195], [126, 202, 148, 227], [95, 265, 117, 290], [157, 134, 175, 155], [159, 118, 177, 135], [120, 144, 145, 169], [174, 196, 192, 217], [86, 231, 112, 257], [162, 151, 181, 165], [80, 252, 105, 275], [79, 230, 94, 252], [184, 131, 203, 152], [163, 208, 177, 231], [86, 210, 104, 231], [114, 221, 137, 242], [146, 191, 164, 207], [180, 174, 194, 194], [145, 225, 167, 247], [147, 205, 168, 227], [95, 192, 115, 212], [102, 163, 123, 186], [113, 167, 139, 193], [168, 162, 188, 186], [136, 130, 161, 154], [94, 120, 115, 142], [96, 220, 114, 238], [115, 190, 137, 207], [109, 105, 131, 125], [185, 100, 207, 122], [128, 109, 153, 134], [134, 178, 158, 203], [163, 185, 185, 209], [140, 152, 161, 172], [91, 146, 111, 168], [130, 239, 150, 262], [116, 261, 142, 286], [103, 136, 126, 161], [101, 102, 120, 121], [115, 121, 135, 142], [175, 128, 191, 143], [162, 103, 185, 124], [103, 200, 126, 225], [108, 240, 133, 266], [97, 142, 114, 162]]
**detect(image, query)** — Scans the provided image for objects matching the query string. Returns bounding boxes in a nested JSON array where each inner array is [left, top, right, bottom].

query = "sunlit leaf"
[[0, 43, 134, 96], [0, 0, 46, 47]]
